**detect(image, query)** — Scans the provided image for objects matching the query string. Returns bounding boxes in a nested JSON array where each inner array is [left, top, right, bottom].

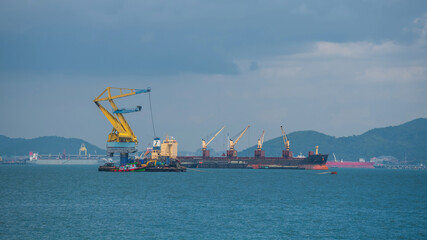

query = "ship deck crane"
[[227, 125, 250, 158], [254, 130, 265, 158], [280, 125, 292, 158], [202, 126, 225, 158], [257, 130, 265, 150], [94, 87, 151, 165]]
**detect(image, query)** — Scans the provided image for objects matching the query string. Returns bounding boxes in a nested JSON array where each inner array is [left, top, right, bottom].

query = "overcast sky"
[[1, 0, 426, 152]]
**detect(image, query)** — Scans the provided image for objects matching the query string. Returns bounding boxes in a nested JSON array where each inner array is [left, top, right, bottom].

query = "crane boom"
[[94, 87, 151, 102], [280, 125, 290, 151], [94, 102, 130, 139], [202, 126, 225, 150], [143, 148, 152, 159], [257, 130, 265, 150], [230, 125, 250, 150]]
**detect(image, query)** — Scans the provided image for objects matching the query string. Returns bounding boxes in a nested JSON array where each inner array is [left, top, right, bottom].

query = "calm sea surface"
[[0, 165, 426, 239]]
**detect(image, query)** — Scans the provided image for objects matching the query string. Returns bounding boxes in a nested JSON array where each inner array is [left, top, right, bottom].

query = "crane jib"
[[113, 106, 142, 114], [135, 88, 151, 94]]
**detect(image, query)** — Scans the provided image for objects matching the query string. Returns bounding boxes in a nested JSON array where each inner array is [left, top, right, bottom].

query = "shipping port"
[[4, 87, 329, 171], [91, 87, 329, 171]]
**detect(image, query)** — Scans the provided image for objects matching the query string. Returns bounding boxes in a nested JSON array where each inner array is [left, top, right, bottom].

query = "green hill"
[[0, 135, 105, 156], [239, 118, 427, 163]]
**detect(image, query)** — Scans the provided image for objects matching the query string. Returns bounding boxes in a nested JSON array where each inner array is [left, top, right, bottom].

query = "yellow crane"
[[79, 143, 87, 156], [202, 126, 225, 158], [257, 130, 265, 150], [94, 87, 151, 165], [280, 125, 290, 151], [281, 125, 292, 158], [227, 125, 250, 157], [254, 130, 265, 158]]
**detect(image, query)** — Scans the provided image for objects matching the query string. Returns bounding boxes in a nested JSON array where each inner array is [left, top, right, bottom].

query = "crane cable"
[[148, 92, 157, 138]]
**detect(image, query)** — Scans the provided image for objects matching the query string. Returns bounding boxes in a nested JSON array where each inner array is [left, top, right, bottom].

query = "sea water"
[[0, 165, 426, 239]]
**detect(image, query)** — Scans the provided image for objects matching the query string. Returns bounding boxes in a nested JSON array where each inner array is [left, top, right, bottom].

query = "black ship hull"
[[178, 154, 328, 170]]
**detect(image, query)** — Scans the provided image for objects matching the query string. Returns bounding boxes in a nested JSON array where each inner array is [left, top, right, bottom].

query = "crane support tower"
[[227, 125, 250, 158], [202, 126, 225, 158], [94, 87, 151, 165], [280, 125, 292, 158], [254, 130, 265, 158]]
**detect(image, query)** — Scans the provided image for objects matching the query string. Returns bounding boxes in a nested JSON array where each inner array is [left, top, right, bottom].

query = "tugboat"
[[145, 158, 186, 172], [117, 162, 147, 172], [98, 161, 146, 172]]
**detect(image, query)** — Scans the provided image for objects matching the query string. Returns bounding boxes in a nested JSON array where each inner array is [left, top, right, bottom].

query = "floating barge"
[[98, 160, 186, 172]]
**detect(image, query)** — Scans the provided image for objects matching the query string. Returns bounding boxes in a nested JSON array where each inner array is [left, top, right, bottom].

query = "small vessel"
[[116, 163, 147, 172], [98, 162, 146, 172]]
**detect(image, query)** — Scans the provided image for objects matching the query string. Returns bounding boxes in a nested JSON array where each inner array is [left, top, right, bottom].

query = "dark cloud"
[[1, 0, 426, 75]]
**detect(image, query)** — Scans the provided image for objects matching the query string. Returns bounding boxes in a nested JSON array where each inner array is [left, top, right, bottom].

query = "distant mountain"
[[239, 118, 427, 163], [0, 135, 105, 156]]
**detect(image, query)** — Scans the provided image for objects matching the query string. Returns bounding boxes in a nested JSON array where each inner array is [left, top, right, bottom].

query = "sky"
[[1, 0, 426, 153]]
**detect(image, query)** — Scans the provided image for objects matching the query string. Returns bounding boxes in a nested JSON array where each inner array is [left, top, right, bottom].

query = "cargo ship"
[[28, 152, 105, 165], [178, 149, 328, 170], [178, 126, 328, 170], [326, 154, 374, 169], [28, 144, 105, 165]]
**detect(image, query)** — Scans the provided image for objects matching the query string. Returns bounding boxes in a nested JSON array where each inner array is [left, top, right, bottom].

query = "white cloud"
[[238, 40, 425, 85], [287, 41, 401, 59], [364, 66, 426, 83]]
